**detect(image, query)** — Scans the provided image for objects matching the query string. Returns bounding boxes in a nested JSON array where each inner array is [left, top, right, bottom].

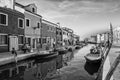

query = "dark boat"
[[84, 53, 102, 63], [75, 45, 81, 49], [35, 51, 58, 60], [55, 47, 68, 55]]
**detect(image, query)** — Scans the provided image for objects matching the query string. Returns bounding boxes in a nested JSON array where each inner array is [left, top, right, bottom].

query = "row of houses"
[[0, 0, 80, 53]]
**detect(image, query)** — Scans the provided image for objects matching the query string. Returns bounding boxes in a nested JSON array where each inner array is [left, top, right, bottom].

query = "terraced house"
[[62, 27, 74, 47], [15, 3, 42, 50], [56, 26, 63, 48], [41, 19, 57, 50], [0, 0, 25, 52]]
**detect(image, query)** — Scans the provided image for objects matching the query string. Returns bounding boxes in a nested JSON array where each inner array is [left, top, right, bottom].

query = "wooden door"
[[9, 36, 18, 51]]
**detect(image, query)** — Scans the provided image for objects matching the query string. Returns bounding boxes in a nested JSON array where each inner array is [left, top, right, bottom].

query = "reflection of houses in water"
[[0, 58, 58, 80]]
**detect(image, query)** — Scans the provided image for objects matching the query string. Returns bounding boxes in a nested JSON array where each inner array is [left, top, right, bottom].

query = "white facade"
[[15, 6, 25, 13], [113, 27, 120, 44]]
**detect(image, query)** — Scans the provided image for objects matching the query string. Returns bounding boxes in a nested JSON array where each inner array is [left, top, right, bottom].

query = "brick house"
[[15, 3, 42, 50], [0, 7, 24, 52], [56, 27, 63, 48], [62, 27, 74, 47], [41, 19, 56, 50]]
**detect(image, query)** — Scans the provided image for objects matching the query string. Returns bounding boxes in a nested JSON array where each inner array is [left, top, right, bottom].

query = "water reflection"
[[84, 61, 101, 75], [0, 51, 74, 80]]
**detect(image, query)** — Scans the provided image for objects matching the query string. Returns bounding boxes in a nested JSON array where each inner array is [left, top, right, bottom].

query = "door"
[[9, 36, 18, 51], [51, 38, 54, 47], [33, 39, 36, 49]]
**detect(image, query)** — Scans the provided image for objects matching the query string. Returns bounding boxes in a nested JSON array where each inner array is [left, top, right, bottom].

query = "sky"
[[16, 0, 120, 39]]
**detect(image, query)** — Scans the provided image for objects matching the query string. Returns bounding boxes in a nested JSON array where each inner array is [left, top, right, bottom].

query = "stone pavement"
[[0, 51, 37, 66], [107, 46, 120, 80], [102, 44, 120, 80]]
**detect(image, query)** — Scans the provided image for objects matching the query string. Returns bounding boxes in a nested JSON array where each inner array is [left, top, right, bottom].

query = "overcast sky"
[[16, 0, 120, 39]]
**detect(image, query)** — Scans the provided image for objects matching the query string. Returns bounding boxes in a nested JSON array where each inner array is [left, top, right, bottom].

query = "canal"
[[0, 45, 101, 80]]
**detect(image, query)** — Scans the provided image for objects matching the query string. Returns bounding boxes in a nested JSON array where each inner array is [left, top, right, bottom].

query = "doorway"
[[9, 36, 18, 51]]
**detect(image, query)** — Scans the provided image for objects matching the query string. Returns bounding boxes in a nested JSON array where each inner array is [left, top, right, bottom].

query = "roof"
[[42, 19, 58, 27], [15, 2, 42, 17]]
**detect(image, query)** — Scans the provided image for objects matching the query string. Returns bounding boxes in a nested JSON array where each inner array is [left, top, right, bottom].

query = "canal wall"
[[0, 51, 37, 66]]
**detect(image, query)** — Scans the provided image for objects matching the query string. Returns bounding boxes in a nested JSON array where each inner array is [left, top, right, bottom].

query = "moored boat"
[[84, 53, 102, 63], [35, 51, 58, 60], [54, 47, 68, 55], [75, 45, 81, 49]]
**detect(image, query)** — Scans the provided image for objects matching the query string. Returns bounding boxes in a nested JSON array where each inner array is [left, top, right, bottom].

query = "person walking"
[[11, 48, 17, 63]]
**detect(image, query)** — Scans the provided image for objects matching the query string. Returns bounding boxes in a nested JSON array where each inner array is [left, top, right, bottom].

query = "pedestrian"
[[11, 48, 17, 63]]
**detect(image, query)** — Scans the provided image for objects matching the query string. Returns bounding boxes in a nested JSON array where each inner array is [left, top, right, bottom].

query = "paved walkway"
[[102, 56, 113, 80], [0, 51, 37, 66], [106, 46, 120, 80]]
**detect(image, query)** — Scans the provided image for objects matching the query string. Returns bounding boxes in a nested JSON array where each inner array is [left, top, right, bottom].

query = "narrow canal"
[[0, 45, 101, 80]]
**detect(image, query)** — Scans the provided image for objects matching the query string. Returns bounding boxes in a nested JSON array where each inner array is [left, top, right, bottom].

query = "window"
[[56, 31, 58, 35], [47, 37, 50, 43], [18, 36, 24, 44], [0, 13, 8, 26], [25, 37, 31, 46], [18, 18, 24, 28], [0, 35, 8, 45], [42, 38, 47, 44], [37, 22, 40, 28], [48, 26, 50, 30], [60, 32, 62, 35], [26, 19, 30, 27], [32, 8, 35, 13]]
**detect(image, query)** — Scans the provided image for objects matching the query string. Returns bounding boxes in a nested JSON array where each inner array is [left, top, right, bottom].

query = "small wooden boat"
[[54, 47, 68, 55], [75, 45, 81, 49], [84, 53, 102, 63], [35, 51, 58, 60]]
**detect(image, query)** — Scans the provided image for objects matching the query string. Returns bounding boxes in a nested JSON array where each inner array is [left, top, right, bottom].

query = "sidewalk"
[[0, 51, 37, 66], [0, 48, 55, 66]]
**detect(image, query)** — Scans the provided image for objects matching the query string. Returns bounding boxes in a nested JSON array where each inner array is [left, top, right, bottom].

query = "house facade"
[[62, 27, 74, 46], [15, 3, 42, 50], [41, 19, 56, 50], [24, 4, 42, 50], [0, 7, 24, 52], [56, 27, 63, 48]]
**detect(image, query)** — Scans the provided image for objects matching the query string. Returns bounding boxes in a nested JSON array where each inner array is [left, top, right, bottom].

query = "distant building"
[[73, 34, 80, 45], [113, 27, 120, 44], [41, 19, 56, 50], [56, 26, 63, 48], [62, 27, 74, 46]]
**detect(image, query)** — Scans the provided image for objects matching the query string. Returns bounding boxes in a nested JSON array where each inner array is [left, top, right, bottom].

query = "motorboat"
[[84, 53, 102, 63], [35, 51, 58, 60], [54, 47, 68, 55], [84, 47, 102, 63]]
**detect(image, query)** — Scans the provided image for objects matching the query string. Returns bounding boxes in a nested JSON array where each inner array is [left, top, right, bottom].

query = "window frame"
[[18, 35, 24, 45], [25, 18, 31, 27], [0, 12, 8, 26], [37, 21, 40, 28], [0, 34, 8, 46], [32, 8, 35, 13], [18, 18, 24, 29], [42, 37, 47, 44]]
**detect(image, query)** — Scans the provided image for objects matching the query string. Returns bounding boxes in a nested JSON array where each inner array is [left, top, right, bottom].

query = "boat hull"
[[35, 52, 58, 60], [84, 53, 102, 63], [58, 50, 68, 55]]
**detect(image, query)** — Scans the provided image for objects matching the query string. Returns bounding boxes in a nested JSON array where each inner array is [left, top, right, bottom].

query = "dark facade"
[[56, 27, 63, 48], [41, 20, 56, 50], [0, 7, 24, 52]]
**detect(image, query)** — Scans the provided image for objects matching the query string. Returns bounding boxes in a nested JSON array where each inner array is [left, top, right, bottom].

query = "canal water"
[[0, 45, 101, 80]]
